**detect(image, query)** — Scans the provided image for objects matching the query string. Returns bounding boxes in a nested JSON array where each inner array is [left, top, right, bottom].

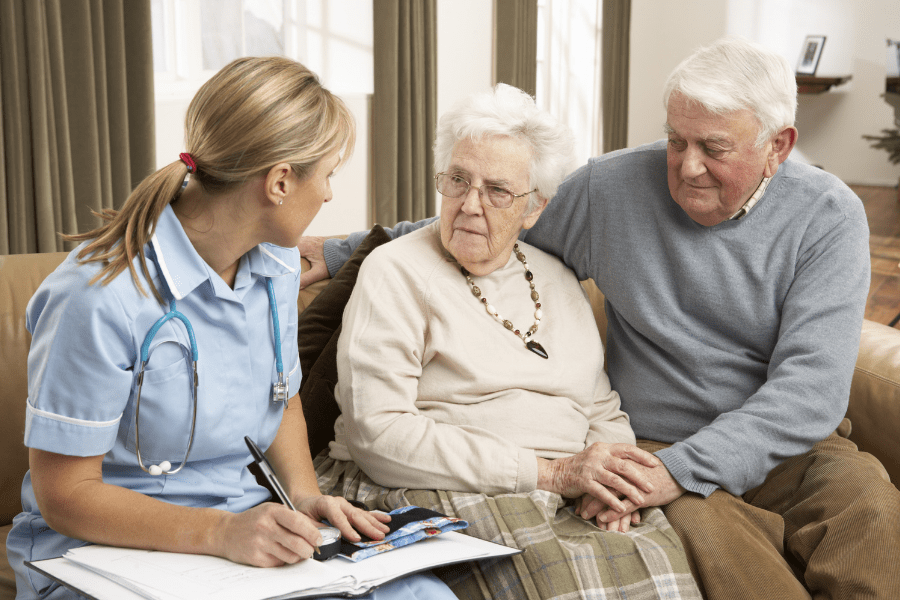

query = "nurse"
[[8, 57, 455, 600]]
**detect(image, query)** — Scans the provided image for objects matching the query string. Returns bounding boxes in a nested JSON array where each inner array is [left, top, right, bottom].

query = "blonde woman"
[[8, 57, 454, 600]]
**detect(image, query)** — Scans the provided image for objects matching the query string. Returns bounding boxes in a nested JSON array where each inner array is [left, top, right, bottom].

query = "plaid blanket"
[[315, 456, 701, 600]]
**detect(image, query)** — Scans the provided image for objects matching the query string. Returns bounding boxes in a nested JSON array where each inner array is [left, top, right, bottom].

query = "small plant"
[[863, 119, 900, 166]]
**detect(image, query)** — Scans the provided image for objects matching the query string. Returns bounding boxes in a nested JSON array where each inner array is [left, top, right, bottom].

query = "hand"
[[298, 236, 330, 289], [538, 442, 661, 512], [217, 502, 324, 567], [576, 494, 640, 532], [580, 461, 686, 524], [602, 510, 641, 533], [296, 494, 391, 544]]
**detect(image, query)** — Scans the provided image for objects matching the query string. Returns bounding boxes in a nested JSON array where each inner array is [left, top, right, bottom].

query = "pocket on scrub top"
[[125, 340, 197, 464]]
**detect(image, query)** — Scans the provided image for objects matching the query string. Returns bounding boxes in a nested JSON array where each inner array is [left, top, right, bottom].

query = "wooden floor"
[[853, 184, 900, 327]]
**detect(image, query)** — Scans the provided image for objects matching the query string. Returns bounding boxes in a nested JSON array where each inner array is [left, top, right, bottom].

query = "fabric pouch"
[[339, 505, 468, 562]]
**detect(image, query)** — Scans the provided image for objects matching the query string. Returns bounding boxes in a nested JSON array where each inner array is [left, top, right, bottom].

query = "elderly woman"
[[314, 85, 700, 600]]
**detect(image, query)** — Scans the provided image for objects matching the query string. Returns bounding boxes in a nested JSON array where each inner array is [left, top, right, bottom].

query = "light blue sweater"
[[324, 140, 870, 497]]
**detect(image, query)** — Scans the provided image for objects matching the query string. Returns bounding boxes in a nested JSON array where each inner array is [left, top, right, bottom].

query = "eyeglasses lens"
[[436, 174, 513, 208]]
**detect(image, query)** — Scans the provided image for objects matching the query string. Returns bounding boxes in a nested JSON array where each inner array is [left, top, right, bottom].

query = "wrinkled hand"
[[298, 236, 330, 289], [538, 442, 661, 513], [217, 502, 324, 567], [579, 461, 686, 525], [296, 494, 391, 544]]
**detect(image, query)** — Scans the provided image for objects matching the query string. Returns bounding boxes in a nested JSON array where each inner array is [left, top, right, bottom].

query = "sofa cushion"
[[298, 226, 392, 457], [848, 320, 900, 485]]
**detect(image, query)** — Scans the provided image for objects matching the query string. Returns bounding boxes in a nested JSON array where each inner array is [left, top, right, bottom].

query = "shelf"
[[888, 77, 900, 95], [796, 75, 852, 94]]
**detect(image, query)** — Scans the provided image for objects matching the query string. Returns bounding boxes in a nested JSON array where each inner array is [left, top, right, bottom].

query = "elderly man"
[[301, 37, 900, 598]]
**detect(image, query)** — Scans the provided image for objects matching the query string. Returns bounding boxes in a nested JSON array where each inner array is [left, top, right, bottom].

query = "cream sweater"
[[329, 222, 634, 494]]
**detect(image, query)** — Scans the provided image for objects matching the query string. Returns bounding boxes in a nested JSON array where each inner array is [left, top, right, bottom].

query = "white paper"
[[37, 531, 519, 600]]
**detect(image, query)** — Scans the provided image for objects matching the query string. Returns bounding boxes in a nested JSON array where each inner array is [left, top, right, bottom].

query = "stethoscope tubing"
[[134, 277, 285, 476]]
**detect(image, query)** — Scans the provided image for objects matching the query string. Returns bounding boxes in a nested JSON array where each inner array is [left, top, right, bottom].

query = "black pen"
[[245, 435, 296, 510], [244, 436, 342, 560]]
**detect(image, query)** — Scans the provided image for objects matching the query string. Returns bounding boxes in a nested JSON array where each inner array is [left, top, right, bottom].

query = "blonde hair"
[[67, 56, 355, 303]]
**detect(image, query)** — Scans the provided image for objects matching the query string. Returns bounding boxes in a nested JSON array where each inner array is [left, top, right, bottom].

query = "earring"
[[279, 199, 284, 206]]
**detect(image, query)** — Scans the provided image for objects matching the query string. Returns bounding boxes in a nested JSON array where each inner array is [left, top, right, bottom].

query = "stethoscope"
[[134, 277, 289, 476]]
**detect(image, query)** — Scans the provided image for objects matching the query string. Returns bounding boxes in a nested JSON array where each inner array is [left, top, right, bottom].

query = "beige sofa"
[[2, 249, 900, 599]]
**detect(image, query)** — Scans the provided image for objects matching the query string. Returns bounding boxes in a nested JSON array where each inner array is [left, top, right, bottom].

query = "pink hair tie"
[[179, 152, 196, 173]]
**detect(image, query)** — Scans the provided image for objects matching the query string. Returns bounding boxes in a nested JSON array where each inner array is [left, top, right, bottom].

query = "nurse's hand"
[[218, 502, 325, 567], [297, 494, 391, 543]]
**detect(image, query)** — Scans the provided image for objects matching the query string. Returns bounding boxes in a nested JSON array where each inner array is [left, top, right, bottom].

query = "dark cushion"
[[298, 225, 392, 457]]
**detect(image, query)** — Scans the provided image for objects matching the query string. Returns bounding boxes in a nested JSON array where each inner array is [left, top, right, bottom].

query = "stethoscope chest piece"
[[313, 526, 342, 561]]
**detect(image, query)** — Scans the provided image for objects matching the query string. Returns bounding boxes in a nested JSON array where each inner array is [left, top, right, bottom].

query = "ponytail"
[[64, 161, 189, 305]]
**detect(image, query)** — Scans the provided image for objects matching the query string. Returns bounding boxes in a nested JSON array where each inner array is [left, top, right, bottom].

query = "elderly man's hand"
[[578, 462, 686, 524], [298, 236, 330, 289], [536, 442, 661, 513]]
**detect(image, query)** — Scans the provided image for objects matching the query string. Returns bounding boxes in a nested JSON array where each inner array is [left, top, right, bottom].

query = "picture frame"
[[890, 39, 900, 77], [796, 35, 826, 76]]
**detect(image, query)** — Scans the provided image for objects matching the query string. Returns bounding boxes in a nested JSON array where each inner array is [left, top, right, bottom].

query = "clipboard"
[[27, 531, 521, 600]]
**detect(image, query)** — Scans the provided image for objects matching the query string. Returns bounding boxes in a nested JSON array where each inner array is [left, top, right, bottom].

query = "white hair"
[[663, 36, 797, 147], [433, 84, 576, 212]]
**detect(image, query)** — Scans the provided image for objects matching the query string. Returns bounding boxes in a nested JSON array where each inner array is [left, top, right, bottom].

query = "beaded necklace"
[[459, 243, 548, 359]]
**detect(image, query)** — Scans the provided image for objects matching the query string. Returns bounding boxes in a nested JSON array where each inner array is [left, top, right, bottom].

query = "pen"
[[245, 435, 296, 510], [244, 435, 342, 560]]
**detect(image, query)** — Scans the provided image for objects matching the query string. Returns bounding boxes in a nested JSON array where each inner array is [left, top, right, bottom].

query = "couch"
[[2, 248, 900, 599]]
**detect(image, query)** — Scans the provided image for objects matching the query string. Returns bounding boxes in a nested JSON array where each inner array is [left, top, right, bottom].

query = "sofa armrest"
[[847, 319, 900, 487]]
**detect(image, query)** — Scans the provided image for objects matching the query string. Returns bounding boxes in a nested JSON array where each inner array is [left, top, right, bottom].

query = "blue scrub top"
[[8, 205, 302, 599]]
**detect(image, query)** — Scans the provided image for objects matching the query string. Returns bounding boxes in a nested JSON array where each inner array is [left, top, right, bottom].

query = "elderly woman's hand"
[[296, 494, 391, 544], [537, 442, 661, 512]]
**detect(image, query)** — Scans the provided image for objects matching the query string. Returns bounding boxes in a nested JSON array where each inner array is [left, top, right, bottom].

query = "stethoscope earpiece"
[[148, 461, 172, 476]]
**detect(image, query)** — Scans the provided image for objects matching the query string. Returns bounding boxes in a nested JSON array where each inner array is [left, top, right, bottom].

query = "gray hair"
[[433, 84, 576, 212], [663, 36, 797, 147]]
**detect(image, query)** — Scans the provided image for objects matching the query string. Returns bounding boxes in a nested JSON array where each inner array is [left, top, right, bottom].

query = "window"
[[535, 0, 603, 165], [150, 0, 374, 236], [151, 0, 373, 167]]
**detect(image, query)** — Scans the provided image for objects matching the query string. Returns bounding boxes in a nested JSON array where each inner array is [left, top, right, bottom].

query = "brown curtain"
[[0, 0, 155, 255], [494, 0, 538, 97], [372, 0, 437, 227], [601, 0, 630, 153]]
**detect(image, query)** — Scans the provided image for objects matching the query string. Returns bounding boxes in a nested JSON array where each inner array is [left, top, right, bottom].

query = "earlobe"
[[764, 127, 798, 177], [265, 163, 293, 207]]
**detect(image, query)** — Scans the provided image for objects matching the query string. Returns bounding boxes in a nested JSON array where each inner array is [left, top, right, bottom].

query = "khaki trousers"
[[639, 420, 900, 599]]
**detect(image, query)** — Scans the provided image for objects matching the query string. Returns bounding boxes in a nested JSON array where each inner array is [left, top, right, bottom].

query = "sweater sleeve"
[[584, 385, 635, 448], [335, 246, 538, 494], [520, 162, 596, 282], [324, 217, 439, 277], [657, 193, 871, 497]]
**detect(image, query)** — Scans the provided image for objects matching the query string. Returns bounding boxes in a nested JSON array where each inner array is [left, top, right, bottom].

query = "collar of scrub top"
[[150, 206, 299, 301], [134, 207, 297, 476]]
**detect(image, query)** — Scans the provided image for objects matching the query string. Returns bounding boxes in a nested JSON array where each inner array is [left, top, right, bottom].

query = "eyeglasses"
[[434, 172, 536, 209]]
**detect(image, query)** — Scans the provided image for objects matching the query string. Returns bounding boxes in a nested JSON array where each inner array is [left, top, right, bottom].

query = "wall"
[[628, 0, 900, 186], [627, 0, 727, 150], [436, 0, 493, 120]]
